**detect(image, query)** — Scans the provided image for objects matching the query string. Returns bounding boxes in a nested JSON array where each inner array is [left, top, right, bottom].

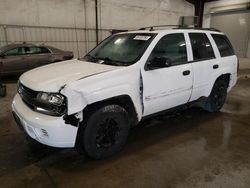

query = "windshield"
[[82, 33, 156, 66]]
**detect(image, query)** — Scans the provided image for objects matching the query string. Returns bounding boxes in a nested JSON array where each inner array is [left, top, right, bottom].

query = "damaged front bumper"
[[12, 94, 78, 148]]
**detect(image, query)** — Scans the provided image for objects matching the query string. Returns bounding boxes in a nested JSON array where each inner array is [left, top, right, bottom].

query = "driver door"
[[141, 33, 193, 116]]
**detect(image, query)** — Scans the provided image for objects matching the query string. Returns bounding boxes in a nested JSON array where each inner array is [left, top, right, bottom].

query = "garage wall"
[[98, 0, 193, 30], [210, 12, 250, 58], [0, 0, 194, 57], [203, 0, 250, 58]]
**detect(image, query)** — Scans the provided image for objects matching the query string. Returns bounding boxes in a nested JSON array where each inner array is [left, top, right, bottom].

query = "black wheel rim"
[[212, 84, 226, 109], [96, 117, 120, 149]]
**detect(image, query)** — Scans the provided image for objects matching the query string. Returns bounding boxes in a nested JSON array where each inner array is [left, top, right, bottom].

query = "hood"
[[20, 59, 122, 92]]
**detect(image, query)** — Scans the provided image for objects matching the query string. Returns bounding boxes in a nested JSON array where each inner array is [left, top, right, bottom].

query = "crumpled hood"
[[20, 59, 121, 92]]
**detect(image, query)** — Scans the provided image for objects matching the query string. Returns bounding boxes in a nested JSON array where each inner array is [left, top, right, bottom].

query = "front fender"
[[61, 84, 143, 120], [61, 86, 88, 115]]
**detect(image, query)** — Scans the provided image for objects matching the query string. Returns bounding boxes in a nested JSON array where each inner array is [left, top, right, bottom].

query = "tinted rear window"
[[189, 33, 215, 61], [212, 34, 234, 57]]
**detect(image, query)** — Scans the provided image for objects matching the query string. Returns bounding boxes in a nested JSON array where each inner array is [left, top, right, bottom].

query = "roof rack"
[[176, 27, 221, 32], [139, 25, 181, 31], [139, 25, 221, 32]]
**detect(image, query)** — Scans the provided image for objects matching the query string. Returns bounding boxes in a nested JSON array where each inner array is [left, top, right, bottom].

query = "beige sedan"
[[0, 43, 73, 77]]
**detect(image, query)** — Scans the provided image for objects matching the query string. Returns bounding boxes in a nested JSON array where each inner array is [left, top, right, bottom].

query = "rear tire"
[[202, 79, 228, 112], [80, 104, 130, 159]]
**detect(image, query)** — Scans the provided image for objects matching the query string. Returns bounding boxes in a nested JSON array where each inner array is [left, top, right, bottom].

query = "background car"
[[0, 43, 73, 77]]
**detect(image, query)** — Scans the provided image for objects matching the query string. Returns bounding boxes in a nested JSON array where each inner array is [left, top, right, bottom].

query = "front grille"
[[18, 83, 37, 98], [18, 83, 38, 110], [17, 82, 66, 116]]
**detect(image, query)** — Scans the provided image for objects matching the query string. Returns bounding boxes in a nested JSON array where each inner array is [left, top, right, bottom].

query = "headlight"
[[37, 93, 65, 106], [17, 82, 67, 116], [35, 92, 66, 116]]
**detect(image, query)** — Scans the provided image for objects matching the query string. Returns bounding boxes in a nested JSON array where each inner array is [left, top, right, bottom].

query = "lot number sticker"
[[133, 35, 151, 41]]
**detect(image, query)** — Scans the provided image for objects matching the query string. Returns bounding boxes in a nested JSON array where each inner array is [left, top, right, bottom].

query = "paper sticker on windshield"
[[133, 35, 151, 41]]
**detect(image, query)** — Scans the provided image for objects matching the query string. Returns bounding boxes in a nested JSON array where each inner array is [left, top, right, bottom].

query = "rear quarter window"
[[40, 47, 51, 53], [211, 34, 234, 57]]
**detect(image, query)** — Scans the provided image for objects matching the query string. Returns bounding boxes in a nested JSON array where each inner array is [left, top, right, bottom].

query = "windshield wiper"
[[81, 54, 129, 66], [100, 57, 128, 66], [83, 54, 98, 61], [79, 54, 103, 63]]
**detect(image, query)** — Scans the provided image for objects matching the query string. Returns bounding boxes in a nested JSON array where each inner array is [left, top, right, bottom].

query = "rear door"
[[188, 32, 218, 101], [142, 33, 193, 116], [0, 47, 28, 75]]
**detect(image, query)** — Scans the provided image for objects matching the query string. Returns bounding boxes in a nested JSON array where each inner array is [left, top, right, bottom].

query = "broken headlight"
[[35, 92, 66, 116], [37, 93, 65, 106]]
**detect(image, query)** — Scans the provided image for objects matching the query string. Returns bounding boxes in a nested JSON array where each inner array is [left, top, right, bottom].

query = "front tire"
[[80, 104, 130, 159], [203, 79, 228, 112]]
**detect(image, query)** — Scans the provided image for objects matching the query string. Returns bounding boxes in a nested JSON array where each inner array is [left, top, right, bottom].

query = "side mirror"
[[147, 57, 171, 70]]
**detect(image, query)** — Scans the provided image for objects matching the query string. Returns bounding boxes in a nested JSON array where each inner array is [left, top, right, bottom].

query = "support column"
[[194, 0, 205, 27], [95, 0, 99, 45]]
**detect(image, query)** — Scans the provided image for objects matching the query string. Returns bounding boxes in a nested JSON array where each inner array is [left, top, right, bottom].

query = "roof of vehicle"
[[0, 44, 26, 52], [1, 43, 40, 49]]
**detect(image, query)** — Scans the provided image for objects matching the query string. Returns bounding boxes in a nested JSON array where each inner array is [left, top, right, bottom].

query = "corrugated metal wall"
[[0, 24, 111, 58]]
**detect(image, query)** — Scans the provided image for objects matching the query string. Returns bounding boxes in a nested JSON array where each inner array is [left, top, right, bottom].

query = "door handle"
[[213, 64, 219, 69], [183, 70, 190, 76]]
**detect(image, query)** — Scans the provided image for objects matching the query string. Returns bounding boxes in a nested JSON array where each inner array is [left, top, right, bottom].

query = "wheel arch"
[[214, 73, 231, 89], [206, 73, 231, 96], [201, 73, 230, 113], [82, 95, 139, 126], [75, 94, 138, 150]]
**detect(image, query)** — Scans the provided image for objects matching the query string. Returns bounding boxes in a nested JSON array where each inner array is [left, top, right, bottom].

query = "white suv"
[[12, 27, 238, 159]]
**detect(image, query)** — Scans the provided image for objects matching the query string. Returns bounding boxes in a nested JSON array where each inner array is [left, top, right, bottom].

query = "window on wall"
[[212, 34, 234, 57], [148, 33, 187, 67], [189, 33, 215, 61]]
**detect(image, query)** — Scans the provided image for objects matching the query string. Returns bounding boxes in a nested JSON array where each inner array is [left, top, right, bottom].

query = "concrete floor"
[[0, 59, 250, 188]]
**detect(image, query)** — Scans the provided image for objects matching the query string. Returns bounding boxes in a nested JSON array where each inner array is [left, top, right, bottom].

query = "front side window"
[[189, 33, 215, 61], [147, 33, 187, 69], [4, 47, 25, 56], [212, 34, 234, 57], [83, 33, 156, 66]]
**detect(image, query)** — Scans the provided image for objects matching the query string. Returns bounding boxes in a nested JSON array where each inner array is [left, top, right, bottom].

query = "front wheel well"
[[82, 95, 138, 126], [75, 95, 138, 150]]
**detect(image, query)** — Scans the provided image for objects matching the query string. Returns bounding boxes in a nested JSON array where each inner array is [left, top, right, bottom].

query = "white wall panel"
[[0, 0, 194, 57]]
